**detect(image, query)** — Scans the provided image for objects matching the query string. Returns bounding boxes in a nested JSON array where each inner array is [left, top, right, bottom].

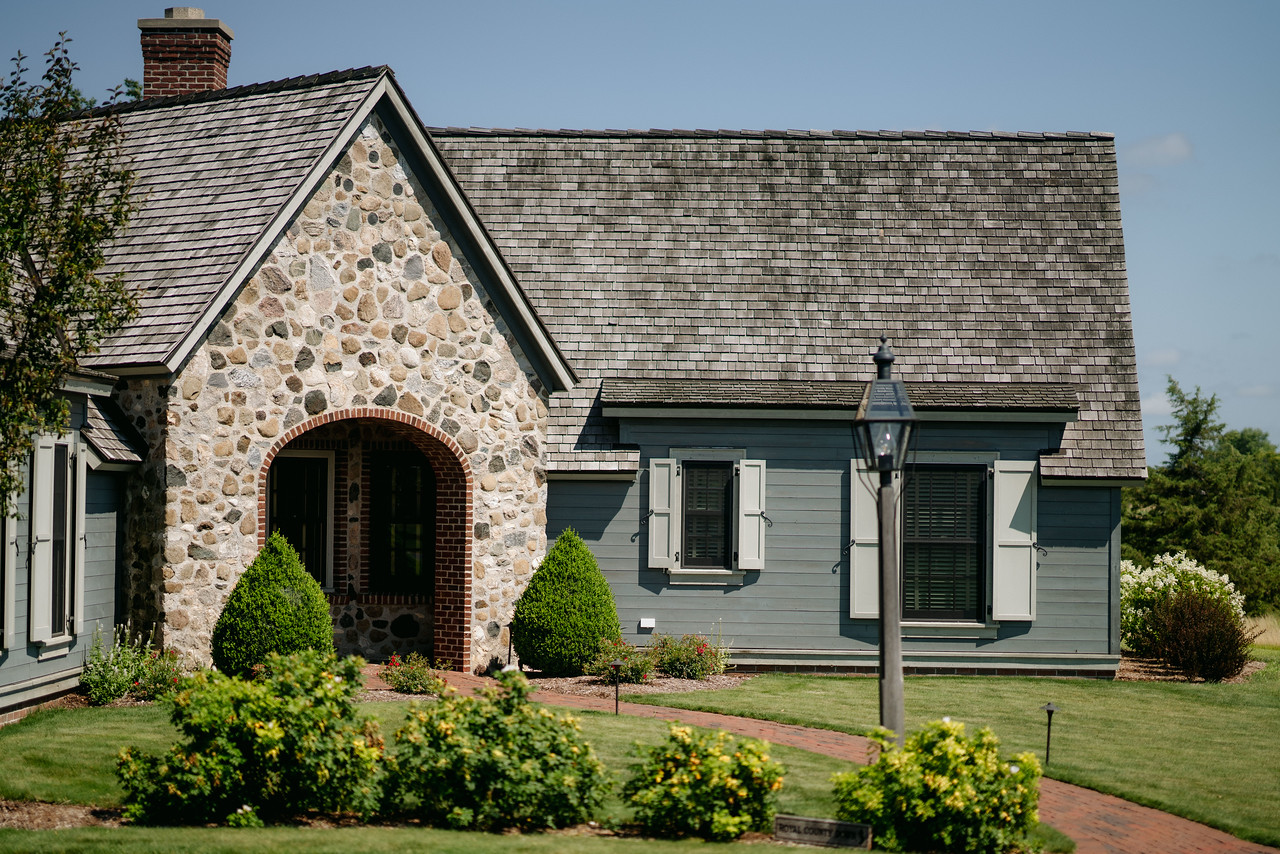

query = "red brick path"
[[407, 670, 1277, 854]]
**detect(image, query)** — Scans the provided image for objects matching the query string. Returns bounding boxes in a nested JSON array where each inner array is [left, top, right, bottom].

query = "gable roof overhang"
[[82, 69, 574, 393]]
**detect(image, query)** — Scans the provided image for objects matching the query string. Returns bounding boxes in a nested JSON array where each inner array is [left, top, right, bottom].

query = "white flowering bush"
[[1121, 552, 1245, 657]]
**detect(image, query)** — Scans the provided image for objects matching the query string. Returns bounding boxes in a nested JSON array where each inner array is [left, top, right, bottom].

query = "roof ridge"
[[427, 127, 1114, 141], [70, 66, 389, 119]]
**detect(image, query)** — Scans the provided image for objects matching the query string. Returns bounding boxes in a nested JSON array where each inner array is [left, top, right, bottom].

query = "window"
[[647, 455, 767, 582], [267, 452, 334, 588], [29, 436, 85, 646], [850, 458, 1037, 622], [368, 450, 435, 596]]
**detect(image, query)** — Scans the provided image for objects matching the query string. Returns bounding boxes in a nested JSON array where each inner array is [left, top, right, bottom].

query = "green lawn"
[[0, 699, 860, 852], [626, 647, 1280, 848]]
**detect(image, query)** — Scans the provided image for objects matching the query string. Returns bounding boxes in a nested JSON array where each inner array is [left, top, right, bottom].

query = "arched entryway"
[[258, 409, 472, 670]]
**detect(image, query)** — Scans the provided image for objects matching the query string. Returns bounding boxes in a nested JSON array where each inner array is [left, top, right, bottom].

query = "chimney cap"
[[138, 7, 234, 39]]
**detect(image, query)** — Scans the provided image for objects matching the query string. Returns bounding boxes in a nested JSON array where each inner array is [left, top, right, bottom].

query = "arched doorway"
[[259, 410, 472, 669]]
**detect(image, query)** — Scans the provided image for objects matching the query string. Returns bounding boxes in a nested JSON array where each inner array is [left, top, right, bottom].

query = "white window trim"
[[647, 449, 767, 585], [28, 436, 85, 649], [268, 450, 336, 591], [850, 452, 1038, 624]]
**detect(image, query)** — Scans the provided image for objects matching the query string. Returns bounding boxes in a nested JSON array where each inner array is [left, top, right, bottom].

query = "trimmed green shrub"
[[380, 652, 450, 695], [511, 528, 620, 676], [832, 719, 1041, 854], [211, 530, 333, 676], [381, 669, 608, 831], [80, 623, 185, 705], [1121, 552, 1245, 658], [116, 650, 383, 825], [1149, 587, 1261, 681], [652, 632, 731, 680], [623, 724, 784, 841], [585, 636, 655, 684]]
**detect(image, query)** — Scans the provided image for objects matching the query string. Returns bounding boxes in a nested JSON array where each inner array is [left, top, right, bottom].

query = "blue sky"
[[5, 0, 1277, 464]]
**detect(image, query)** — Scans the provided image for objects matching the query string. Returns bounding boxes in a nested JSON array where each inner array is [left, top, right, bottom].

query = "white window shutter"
[[648, 459, 680, 569], [29, 437, 55, 643], [73, 442, 87, 636], [992, 460, 1037, 621], [735, 460, 767, 570], [849, 461, 880, 618]]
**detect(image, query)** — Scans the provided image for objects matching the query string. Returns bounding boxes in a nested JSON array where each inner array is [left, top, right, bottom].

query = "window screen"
[[902, 465, 985, 621], [682, 461, 733, 569]]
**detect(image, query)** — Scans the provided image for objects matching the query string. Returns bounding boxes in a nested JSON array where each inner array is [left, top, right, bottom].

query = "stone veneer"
[[115, 117, 550, 672]]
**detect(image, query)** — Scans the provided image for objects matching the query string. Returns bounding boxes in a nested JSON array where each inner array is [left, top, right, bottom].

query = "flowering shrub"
[[651, 632, 731, 680], [380, 652, 450, 695], [585, 636, 655, 684], [80, 623, 185, 705], [1121, 552, 1246, 657], [381, 669, 608, 831], [623, 725, 784, 841], [832, 719, 1041, 854], [116, 650, 382, 825]]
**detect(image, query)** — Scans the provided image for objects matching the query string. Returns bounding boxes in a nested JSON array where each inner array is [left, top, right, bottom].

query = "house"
[[1, 371, 143, 719], [2, 6, 1146, 713], [428, 127, 1146, 675]]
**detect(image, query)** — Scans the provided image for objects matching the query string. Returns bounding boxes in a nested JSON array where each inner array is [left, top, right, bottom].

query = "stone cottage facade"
[[84, 20, 573, 672]]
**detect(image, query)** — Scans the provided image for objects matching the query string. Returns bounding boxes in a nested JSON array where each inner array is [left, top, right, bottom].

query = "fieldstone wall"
[[116, 117, 550, 671]]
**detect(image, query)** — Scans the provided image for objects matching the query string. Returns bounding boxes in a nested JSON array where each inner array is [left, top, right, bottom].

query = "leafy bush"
[[116, 650, 382, 825], [832, 719, 1041, 854], [80, 623, 185, 705], [211, 531, 334, 676], [623, 724, 784, 841], [1121, 552, 1246, 657], [381, 669, 608, 831], [511, 528, 620, 676], [585, 636, 655, 684], [652, 632, 731, 680], [380, 652, 449, 694], [1148, 587, 1261, 681]]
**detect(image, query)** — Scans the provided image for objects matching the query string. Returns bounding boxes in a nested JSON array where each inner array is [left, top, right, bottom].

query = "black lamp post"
[[854, 337, 917, 747], [1041, 702, 1058, 766], [610, 659, 623, 715]]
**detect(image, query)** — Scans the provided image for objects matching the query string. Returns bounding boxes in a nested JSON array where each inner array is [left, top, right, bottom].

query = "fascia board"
[[604, 405, 1075, 423]]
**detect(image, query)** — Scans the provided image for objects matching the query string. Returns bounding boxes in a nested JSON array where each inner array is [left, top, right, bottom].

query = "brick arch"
[[257, 407, 474, 671]]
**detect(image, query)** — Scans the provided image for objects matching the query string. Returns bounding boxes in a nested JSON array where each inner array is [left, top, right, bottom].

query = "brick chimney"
[[138, 7, 234, 98]]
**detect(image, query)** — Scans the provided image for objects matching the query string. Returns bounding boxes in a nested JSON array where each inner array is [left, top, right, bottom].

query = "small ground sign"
[[773, 814, 872, 849]]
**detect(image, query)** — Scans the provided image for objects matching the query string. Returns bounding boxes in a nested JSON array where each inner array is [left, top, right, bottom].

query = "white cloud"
[[1124, 132, 1193, 169], [1142, 391, 1173, 417], [1144, 348, 1181, 368], [1238, 384, 1276, 398]]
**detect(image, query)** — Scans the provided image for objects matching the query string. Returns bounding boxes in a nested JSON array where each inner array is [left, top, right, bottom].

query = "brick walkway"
[[411, 671, 1277, 854]]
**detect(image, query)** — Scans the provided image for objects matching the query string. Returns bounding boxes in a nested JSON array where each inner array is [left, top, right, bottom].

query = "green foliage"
[[651, 632, 731, 680], [832, 719, 1041, 854], [116, 650, 382, 825], [1120, 552, 1246, 657], [1122, 378, 1280, 613], [0, 36, 137, 517], [381, 669, 608, 831], [211, 531, 334, 676], [511, 528, 621, 676], [585, 637, 655, 684], [623, 724, 784, 841], [1148, 587, 1261, 681], [80, 623, 185, 705], [379, 652, 449, 695]]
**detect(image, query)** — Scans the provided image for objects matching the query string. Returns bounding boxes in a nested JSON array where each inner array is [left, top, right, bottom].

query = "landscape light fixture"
[[610, 659, 623, 715], [853, 336, 917, 747], [1041, 702, 1058, 766]]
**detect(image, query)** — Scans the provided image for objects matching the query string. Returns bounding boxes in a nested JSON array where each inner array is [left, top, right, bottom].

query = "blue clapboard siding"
[[1, 416, 126, 711], [546, 417, 1121, 668]]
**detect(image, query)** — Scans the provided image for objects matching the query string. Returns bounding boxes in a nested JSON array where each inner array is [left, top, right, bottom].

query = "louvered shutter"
[[648, 459, 680, 569], [992, 460, 1037, 621], [735, 460, 766, 570]]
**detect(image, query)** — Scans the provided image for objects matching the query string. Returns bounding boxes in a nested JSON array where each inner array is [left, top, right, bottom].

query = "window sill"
[[901, 622, 999, 639], [36, 636, 75, 661], [667, 568, 746, 586]]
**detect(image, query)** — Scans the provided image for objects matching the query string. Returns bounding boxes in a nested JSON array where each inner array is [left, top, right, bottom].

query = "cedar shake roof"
[[431, 129, 1146, 480], [83, 397, 146, 465]]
